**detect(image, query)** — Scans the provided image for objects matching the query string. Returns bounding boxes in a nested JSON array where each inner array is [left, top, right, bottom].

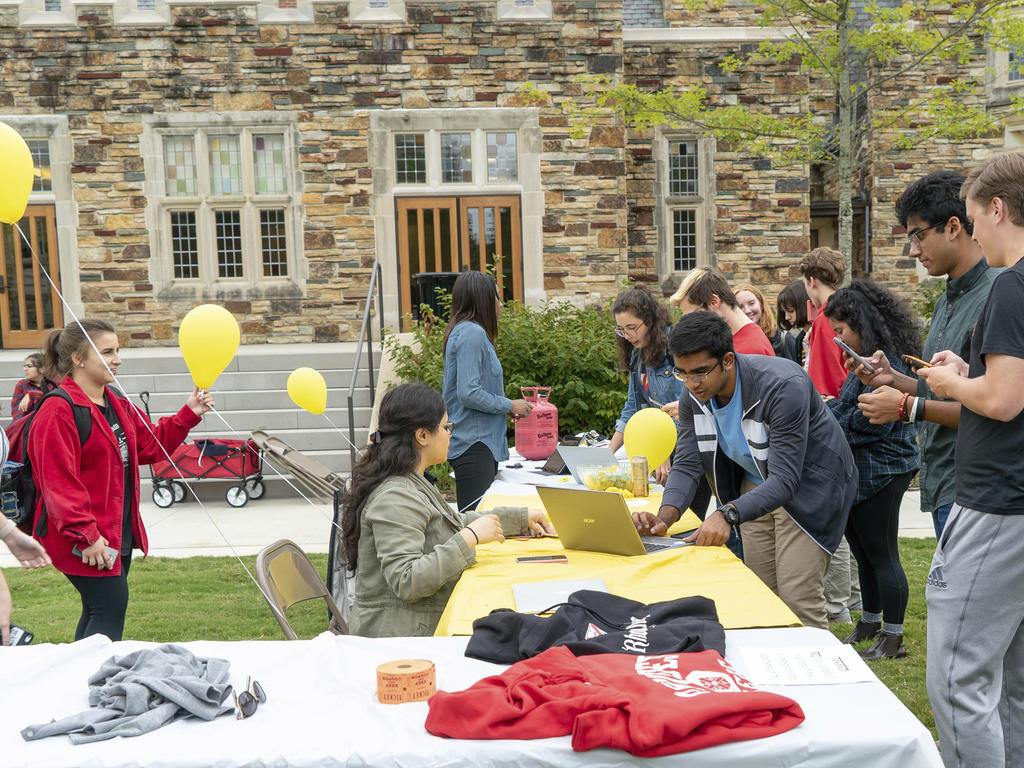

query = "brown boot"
[[842, 620, 880, 644], [859, 632, 907, 661]]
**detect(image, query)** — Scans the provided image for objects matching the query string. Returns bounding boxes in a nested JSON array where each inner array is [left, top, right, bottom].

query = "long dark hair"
[[823, 280, 921, 358], [611, 286, 672, 370], [341, 382, 446, 571], [776, 280, 810, 331], [442, 271, 499, 354]]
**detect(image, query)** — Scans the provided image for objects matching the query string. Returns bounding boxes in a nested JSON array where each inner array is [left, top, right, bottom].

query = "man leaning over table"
[[632, 312, 857, 629]]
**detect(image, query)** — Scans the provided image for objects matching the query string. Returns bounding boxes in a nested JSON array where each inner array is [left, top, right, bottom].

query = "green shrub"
[[383, 300, 628, 438], [914, 279, 945, 339]]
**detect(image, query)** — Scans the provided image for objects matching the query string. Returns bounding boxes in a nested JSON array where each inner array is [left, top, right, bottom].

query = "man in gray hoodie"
[[633, 312, 857, 628]]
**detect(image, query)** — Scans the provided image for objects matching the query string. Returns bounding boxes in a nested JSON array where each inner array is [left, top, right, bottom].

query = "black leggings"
[[65, 549, 133, 642], [450, 442, 498, 513], [845, 471, 914, 626]]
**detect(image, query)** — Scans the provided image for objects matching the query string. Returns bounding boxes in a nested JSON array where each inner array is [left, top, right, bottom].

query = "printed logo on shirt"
[[584, 623, 606, 640], [621, 614, 651, 654], [635, 655, 759, 698], [927, 565, 947, 590]]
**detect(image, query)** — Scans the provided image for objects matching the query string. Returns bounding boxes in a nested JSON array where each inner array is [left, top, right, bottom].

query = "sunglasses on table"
[[233, 676, 267, 720]]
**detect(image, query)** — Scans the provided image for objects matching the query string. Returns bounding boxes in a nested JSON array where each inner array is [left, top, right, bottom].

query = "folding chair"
[[255, 539, 349, 640]]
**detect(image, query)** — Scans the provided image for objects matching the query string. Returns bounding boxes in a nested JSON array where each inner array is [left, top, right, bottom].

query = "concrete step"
[[1, 342, 380, 483]]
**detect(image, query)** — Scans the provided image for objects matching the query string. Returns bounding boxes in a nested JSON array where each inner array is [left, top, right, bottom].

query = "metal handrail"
[[346, 260, 384, 468]]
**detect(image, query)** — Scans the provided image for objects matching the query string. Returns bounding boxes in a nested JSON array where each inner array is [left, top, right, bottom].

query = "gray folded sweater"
[[22, 644, 234, 744]]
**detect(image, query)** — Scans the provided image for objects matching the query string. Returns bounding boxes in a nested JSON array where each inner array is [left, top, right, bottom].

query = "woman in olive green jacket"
[[341, 382, 553, 637]]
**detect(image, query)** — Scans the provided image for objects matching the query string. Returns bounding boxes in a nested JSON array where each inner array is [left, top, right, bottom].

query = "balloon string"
[[321, 412, 364, 458], [205, 404, 345, 532], [12, 223, 295, 625]]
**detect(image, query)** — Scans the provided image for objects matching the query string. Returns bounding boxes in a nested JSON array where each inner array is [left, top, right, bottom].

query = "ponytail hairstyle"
[[341, 382, 447, 572], [42, 319, 116, 382]]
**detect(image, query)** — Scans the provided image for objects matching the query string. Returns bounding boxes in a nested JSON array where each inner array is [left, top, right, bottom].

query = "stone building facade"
[[0, 0, 1017, 349]]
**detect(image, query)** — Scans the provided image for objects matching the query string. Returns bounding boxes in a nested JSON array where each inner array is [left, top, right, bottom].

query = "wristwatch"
[[718, 502, 740, 527]]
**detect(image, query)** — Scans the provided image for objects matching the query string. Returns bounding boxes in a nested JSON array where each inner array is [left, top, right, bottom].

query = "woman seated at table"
[[341, 382, 554, 637]]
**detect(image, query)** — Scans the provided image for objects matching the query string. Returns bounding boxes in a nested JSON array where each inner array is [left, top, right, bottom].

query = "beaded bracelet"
[[898, 392, 911, 422]]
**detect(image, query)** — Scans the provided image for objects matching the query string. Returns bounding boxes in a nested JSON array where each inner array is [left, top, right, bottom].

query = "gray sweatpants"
[[926, 504, 1024, 768]]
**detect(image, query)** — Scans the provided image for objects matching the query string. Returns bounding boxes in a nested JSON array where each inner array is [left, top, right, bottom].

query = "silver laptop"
[[553, 445, 619, 484], [537, 485, 690, 556]]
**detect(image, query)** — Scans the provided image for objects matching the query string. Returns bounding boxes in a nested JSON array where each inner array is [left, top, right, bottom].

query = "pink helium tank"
[[513, 386, 559, 460]]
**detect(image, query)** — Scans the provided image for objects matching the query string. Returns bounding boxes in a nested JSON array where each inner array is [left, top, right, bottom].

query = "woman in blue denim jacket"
[[442, 272, 532, 512], [609, 287, 683, 484]]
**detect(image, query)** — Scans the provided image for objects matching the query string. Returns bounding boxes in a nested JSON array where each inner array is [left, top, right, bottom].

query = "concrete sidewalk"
[[0, 482, 935, 567]]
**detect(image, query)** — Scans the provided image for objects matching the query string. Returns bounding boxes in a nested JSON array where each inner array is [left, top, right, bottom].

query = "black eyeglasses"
[[614, 322, 645, 338], [233, 677, 266, 720], [441, 421, 455, 435], [672, 359, 723, 384], [907, 220, 945, 246]]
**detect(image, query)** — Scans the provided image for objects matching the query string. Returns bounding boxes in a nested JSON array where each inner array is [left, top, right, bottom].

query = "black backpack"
[[2, 389, 94, 536]]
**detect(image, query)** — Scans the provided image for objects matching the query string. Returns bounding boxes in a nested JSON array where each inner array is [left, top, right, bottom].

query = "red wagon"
[[140, 392, 265, 508]]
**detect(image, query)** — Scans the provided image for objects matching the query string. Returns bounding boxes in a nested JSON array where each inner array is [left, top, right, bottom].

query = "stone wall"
[[0, 0, 630, 343]]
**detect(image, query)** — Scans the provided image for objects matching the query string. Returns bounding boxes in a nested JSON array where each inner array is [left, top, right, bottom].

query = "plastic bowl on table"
[[578, 462, 633, 492]]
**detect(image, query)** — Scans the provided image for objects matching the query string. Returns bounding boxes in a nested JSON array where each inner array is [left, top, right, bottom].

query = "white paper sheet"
[[738, 645, 876, 685]]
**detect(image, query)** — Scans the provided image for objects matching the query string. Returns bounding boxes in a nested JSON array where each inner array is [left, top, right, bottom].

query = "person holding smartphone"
[[341, 382, 553, 637], [28, 319, 213, 641], [822, 281, 921, 661]]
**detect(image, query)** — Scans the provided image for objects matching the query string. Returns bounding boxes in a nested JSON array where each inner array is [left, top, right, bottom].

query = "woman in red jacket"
[[29, 319, 213, 641]]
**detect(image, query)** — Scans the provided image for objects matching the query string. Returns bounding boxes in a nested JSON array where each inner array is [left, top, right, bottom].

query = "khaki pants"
[[739, 501, 830, 629]]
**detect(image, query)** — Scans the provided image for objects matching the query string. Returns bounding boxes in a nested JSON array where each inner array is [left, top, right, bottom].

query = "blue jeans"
[[932, 502, 952, 540]]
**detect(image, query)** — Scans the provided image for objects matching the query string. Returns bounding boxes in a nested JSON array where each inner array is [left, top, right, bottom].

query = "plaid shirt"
[[826, 354, 920, 503], [10, 378, 53, 423]]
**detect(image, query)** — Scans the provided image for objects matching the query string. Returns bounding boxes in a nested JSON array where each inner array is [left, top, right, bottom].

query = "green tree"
[[552, 0, 1024, 280]]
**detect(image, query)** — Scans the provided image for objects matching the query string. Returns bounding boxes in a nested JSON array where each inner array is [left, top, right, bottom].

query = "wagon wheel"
[[244, 478, 265, 500], [226, 485, 249, 508], [152, 484, 174, 509], [171, 480, 187, 503]]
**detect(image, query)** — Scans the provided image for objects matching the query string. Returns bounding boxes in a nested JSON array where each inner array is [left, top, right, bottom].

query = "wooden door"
[[395, 195, 522, 329], [0, 205, 64, 349]]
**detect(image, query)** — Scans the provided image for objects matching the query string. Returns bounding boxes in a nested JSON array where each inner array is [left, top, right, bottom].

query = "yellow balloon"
[[287, 367, 327, 415], [623, 407, 678, 469], [0, 122, 33, 225], [178, 304, 240, 389]]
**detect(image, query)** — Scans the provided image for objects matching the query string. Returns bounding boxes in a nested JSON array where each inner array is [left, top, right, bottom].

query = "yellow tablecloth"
[[434, 490, 800, 636]]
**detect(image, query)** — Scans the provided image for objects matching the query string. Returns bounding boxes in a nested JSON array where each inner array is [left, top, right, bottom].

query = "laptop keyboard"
[[641, 537, 676, 553]]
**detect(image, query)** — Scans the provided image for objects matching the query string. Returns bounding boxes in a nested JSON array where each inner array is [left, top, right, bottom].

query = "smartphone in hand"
[[8, 623, 34, 646], [71, 544, 120, 567], [902, 354, 933, 369], [833, 336, 876, 374]]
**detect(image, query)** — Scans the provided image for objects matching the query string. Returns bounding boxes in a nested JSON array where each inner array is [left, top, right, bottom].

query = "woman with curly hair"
[[823, 281, 921, 661], [609, 286, 685, 486], [341, 382, 552, 637]]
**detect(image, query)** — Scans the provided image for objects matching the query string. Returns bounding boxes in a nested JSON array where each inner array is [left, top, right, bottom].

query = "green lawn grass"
[[6, 540, 940, 736]]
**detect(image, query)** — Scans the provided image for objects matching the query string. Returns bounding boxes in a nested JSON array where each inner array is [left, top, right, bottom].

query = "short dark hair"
[[895, 170, 972, 235], [668, 311, 734, 361]]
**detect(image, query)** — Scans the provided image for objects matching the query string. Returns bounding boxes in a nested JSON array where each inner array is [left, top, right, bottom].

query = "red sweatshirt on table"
[[425, 646, 804, 756]]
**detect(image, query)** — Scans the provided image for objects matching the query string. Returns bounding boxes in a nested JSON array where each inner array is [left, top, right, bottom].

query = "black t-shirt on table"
[[101, 394, 133, 554], [956, 260, 1024, 514]]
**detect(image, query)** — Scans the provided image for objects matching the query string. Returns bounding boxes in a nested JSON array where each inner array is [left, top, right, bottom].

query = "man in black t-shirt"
[[918, 152, 1024, 768]]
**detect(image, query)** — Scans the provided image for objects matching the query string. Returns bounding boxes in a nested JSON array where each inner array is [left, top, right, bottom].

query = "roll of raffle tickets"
[[376, 659, 436, 704]]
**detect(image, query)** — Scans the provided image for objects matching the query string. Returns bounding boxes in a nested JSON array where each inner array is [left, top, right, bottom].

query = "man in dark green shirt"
[[855, 171, 999, 538]]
